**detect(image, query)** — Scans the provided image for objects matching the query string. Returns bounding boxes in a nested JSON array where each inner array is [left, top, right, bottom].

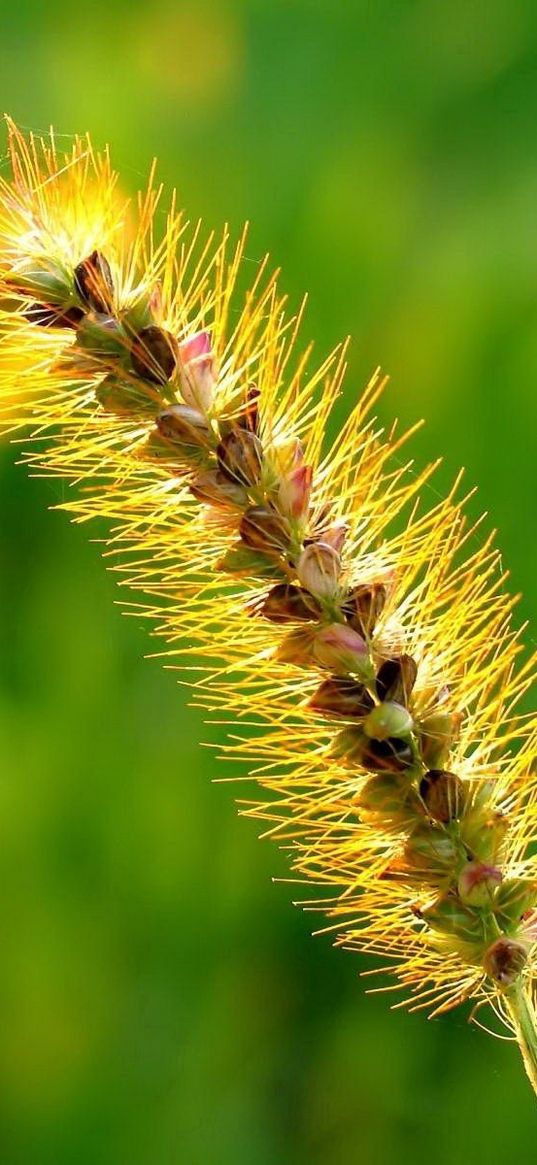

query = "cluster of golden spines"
[[1, 121, 537, 1024]]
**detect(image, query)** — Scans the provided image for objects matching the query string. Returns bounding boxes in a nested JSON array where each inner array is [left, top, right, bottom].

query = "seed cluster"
[[3, 120, 537, 1094], [15, 242, 535, 1000]]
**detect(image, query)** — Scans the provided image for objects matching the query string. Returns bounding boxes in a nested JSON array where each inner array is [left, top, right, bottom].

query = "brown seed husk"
[[74, 250, 114, 313], [217, 428, 264, 486], [342, 581, 387, 636], [239, 506, 290, 552], [483, 936, 527, 988], [376, 654, 418, 705], [259, 584, 321, 624], [308, 676, 374, 719], [360, 736, 414, 773], [419, 769, 464, 823], [131, 325, 178, 384], [189, 469, 247, 509], [156, 405, 209, 444], [237, 384, 260, 432], [25, 302, 84, 329]]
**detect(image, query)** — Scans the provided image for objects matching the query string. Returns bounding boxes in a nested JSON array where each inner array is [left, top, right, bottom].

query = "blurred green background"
[[1, 1, 537, 1161]]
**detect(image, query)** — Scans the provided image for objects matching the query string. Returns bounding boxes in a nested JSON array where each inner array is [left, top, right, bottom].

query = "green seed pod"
[[459, 805, 509, 864], [6, 261, 72, 305], [140, 432, 182, 465], [217, 428, 264, 486], [341, 581, 387, 636], [494, 878, 537, 931], [74, 250, 114, 313], [483, 936, 527, 989], [471, 779, 496, 809], [120, 295, 154, 335], [239, 506, 290, 552], [156, 404, 209, 444], [95, 374, 159, 417], [217, 546, 283, 579], [420, 893, 484, 945], [419, 769, 465, 824], [259, 583, 321, 624], [131, 325, 178, 384], [360, 736, 415, 774], [77, 314, 126, 360], [308, 676, 374, 719], [25, 302, 84, 329], [359, 772, 421, 825], [375, 654, 417, 705], [189, 469, 248, 509], [458, 860, 502, 907], [419, 710, 461, 769], [331, 726, 365, 763], [404, 822, 460, 875], [363, 701, 413, 741]]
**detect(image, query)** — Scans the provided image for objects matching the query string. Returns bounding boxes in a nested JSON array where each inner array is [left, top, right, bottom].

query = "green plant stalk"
[[507, 984, 537, 1097]]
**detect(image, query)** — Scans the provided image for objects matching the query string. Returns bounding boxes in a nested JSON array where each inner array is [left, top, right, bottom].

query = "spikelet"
[[1, 118, 537, 1094]]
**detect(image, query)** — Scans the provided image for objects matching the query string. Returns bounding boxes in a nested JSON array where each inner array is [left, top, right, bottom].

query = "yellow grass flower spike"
[[1, 118, 537, 1098]]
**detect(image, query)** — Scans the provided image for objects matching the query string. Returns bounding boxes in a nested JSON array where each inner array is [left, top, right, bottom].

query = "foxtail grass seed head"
[[275, 624, 317, 666], [404, 821, 461, 875], [1, 121, 537, 1097]]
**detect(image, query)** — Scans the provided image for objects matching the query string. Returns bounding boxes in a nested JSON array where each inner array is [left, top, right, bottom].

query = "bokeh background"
[[0, 1, 537, 1162]]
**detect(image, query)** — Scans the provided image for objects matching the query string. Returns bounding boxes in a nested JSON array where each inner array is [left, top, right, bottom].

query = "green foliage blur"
[[1, 1, 537, 1161]]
